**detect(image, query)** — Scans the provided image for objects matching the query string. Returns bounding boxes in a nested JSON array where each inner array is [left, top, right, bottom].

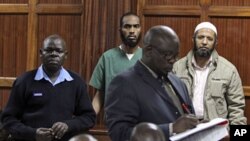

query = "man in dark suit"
[[105, 25, 200, 141]]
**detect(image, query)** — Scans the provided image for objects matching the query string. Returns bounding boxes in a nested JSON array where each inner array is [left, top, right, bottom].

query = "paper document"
[[170, 118, 229, 141]]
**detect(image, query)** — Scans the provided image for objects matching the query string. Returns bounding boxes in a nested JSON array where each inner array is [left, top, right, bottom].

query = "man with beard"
[[173, 22, 246, 125], [89, 12, 142, 114], [105, 25, 199, 141], [1, 34, 96, 141]]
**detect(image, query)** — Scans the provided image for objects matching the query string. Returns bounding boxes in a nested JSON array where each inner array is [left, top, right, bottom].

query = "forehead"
[[44, 39, 64, 48], [122, 15, 140, 25], [150, 33, 179, 51], [196, 28, 215, 37], [156, 40, 180, 53]]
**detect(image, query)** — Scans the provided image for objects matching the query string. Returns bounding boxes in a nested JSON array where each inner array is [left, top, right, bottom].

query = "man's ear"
[[144, 45, 153, 57], [39, 49, 43, 57], [64, 50, 68, 59], [215, 38, 218, 46], [192, 36, 195, 43], [145, 45, 152, 51]]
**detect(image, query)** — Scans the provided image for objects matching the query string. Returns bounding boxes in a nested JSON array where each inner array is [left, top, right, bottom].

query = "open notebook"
[[170, 118, 229, 141]]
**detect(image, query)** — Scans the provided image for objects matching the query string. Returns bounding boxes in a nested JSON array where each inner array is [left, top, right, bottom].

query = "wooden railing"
[[0, 76, 249, 141], [1, 76, 250, 96]]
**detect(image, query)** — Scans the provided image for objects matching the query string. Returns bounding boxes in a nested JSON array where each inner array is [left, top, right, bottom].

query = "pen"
[[182, 103, 191, 114]]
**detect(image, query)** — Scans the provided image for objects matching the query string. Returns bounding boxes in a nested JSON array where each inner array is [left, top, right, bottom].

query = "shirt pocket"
[[210, 79, 228, 116]]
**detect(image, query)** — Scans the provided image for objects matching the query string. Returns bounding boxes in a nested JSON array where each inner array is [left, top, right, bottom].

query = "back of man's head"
[[69, 134, 98, 141], [143, 25, 179, 48], [130, 122, 166, 141]]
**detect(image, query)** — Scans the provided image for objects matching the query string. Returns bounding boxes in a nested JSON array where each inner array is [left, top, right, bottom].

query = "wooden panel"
[[144, 16, 199, 56], [38, 0, 81, 4], [143, 5, 201, 16], [0, 90, 11, 111], [36, 4, 83, 14], [2, 0, 249, 140], [211, 0, 250, 6], [245, 97, 250, 124], [37, 15, 82, 73], [244, 86, 250, 97], [145, 0, 199, 5], [209, 6, 250, 17], [26, 0, 38, 70], [90, 129, 111, 141], [210, 18, 250, 85], [0, 0, 27, 3], [0, 77, 15, 109], [0, 77, 15, 88], [0, 14, 28, 77], [0, 4, 28, 13]]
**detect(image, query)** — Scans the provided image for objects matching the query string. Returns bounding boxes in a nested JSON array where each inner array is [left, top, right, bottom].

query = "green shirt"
[[89, 46, 142, 101]]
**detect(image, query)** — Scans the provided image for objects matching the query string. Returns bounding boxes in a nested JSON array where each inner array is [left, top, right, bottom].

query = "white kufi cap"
[[194, 22, 217, 35]]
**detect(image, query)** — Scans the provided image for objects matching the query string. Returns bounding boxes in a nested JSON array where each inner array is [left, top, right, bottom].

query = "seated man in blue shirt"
[[1, 34, 96, 141]]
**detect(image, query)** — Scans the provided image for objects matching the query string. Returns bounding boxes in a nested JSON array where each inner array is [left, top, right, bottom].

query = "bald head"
[[43, 34, 66, 50], [141, 25, 180, 75], [69, 134, 98, 141], [130, 122, 166, 141], [143, 25, 180, 50]]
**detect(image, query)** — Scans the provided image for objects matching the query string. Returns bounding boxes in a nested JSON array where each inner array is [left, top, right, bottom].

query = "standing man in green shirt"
[[89, 12, 142, 114]]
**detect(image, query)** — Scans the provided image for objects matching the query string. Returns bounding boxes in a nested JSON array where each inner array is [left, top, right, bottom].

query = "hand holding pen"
[[172, 114, 200, 134], [182, 103, 191, 114]]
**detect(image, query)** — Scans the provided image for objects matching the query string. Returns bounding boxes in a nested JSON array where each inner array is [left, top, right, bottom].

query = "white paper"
[[170, 118, 229, 141]]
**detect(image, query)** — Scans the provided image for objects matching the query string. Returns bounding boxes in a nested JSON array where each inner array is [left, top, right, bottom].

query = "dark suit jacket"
[[105, 61, 194, 141]]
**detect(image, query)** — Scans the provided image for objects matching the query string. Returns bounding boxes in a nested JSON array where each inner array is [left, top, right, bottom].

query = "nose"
[[202, 38, 208, 44], [129, 27, 135, 34], [50, 50, 58, 56]]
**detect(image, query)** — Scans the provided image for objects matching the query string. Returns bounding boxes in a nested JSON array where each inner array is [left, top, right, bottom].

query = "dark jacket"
[[1, 70, 96, 141], [105, 61, 194, 141]]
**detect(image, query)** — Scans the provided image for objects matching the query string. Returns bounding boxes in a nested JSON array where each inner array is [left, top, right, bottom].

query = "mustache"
[[120, 32, 141, 47]]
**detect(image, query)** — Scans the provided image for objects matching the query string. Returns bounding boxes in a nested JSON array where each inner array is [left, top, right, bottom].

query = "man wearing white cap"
[[173, 22, 246, 125]]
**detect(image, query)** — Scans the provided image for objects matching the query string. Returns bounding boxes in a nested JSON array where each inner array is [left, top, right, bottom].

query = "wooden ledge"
[[1, 76, 250, 97], [0, 77, 16, 88], [89, 128, 108, 135]]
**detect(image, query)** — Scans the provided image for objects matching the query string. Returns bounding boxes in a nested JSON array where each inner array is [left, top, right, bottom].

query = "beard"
[[193, 42, 215, 58], [120, 31, 141, 48]]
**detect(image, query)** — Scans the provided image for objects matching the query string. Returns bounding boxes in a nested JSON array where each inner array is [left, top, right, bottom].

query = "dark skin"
[[130, 123, 166, 141], [141, 26, 199, 134], [40, 36, 68, 82], [69, 134, 97, 141], [92, 14, 142, 115], [119, 15, 141, 53], [36, 35, 69, 141]]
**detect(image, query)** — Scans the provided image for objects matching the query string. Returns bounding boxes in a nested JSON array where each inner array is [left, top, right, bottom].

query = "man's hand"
[[36, 128, 53, 141], [173, 114, 199, 133], [51, 122, 69, 139]]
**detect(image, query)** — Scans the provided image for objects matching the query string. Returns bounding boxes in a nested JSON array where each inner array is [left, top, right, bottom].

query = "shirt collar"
[[192, 56, 212, 70], [139, 60, 158, 79], [35, 65, 73, 85]]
